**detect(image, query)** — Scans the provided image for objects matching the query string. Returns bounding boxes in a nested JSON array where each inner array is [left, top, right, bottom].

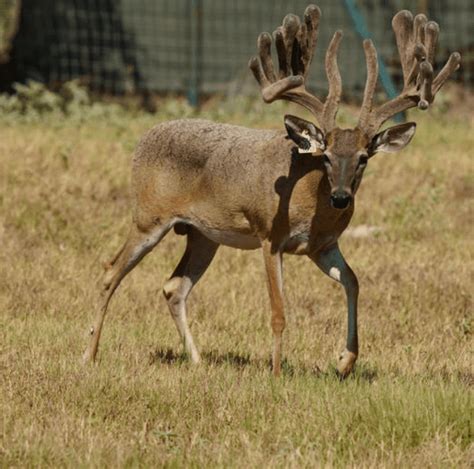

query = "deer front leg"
[[261, 241, 285, 377], [309, 244, 359, 377]]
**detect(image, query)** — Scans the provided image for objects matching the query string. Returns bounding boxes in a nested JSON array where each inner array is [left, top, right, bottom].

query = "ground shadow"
[[148, 348, 187, 365], [148, 347, 322, 377], [202, 350, 252, 368], [148, 347, 378, 382]]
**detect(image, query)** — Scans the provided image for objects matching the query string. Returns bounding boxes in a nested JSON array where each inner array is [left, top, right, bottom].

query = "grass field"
[[0, 88, 473, 467]]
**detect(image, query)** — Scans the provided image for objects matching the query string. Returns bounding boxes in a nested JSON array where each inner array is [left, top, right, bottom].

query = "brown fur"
[[130, 119, 354, 254]]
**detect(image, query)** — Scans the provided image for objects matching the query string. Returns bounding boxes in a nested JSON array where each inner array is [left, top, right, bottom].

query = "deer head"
[[249, 5, 461, 210]]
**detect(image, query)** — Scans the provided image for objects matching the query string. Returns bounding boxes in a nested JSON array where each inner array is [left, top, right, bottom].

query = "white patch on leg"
[[329, 267, 341, 281], [163, 277, 183, 299]]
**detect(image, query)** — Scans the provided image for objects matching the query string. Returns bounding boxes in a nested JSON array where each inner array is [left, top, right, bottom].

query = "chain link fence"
[[0, 0, 472, 103]]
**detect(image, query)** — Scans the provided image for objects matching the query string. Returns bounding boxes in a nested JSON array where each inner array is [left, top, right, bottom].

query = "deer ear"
[[369, 122, 416, 156], [284, 114, 326, 154]]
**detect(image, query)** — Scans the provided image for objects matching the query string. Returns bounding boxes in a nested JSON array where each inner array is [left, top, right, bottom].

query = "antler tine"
[[432, 51, 461, 94], [392, 10, 414, 83], [301, 4, 321, 78], [273, 14, 300, 80], [321, 31, 343, 131], [414, 13, 427, 46], [424, 21, 439, 63], [258, 32, 276, 83], [418, 60, 433, 109], [358, 39, 378, 130], [361, 10, 461, 137]]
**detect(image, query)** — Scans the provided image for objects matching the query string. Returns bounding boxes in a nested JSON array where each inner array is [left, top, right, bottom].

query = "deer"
[[83, 5, 460, 377]]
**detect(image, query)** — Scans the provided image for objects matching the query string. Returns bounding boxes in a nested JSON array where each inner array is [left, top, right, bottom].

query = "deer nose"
[[330, 191, 352, 209]]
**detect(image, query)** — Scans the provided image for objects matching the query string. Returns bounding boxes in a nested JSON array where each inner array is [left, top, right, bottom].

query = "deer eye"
[[358, 155, 368, 167], [323, 154, 332, 166]]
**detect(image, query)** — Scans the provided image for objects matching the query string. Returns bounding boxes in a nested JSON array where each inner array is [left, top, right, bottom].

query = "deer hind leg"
[[163, 227, 218, 363], [83, 221, 173, 364], [261, 241, 285, 377], [309, 244, 359, 378]]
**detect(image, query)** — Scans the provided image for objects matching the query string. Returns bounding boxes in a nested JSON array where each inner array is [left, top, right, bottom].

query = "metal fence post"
[[343, 0, 404, 122], [188, 0, 202, 108]]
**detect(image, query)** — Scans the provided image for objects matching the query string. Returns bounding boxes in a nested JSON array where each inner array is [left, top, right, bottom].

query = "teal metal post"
[[343, 0, 404, 122], [188, 0, 202, 108]]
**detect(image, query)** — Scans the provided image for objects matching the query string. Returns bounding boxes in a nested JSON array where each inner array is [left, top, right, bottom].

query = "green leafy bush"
[[0, 80, 127, 123]]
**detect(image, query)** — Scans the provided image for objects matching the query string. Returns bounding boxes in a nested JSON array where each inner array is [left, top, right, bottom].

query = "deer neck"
[[267, 153, 355, 255]]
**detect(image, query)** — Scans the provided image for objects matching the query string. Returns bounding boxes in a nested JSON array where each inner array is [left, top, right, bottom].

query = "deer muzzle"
[[330, 191, 352, 209]]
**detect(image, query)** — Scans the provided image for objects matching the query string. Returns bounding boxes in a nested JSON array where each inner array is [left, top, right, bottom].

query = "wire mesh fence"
[[0, 0, 472, 103]]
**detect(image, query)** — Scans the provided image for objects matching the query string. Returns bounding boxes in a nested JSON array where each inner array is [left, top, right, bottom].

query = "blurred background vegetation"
[[0, 0, 472, 110]]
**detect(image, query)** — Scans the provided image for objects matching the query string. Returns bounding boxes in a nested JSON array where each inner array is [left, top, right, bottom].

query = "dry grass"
[[0, 94, 473, 467]]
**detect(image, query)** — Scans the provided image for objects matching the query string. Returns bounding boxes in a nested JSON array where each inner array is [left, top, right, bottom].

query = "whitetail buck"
[[83, 5, 460, 376]]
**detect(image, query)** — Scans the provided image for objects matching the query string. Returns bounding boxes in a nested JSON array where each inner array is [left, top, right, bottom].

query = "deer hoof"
[[82, 350, 94, 365], [189, 352, 201, 364], [337, 349, 357, 378]]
